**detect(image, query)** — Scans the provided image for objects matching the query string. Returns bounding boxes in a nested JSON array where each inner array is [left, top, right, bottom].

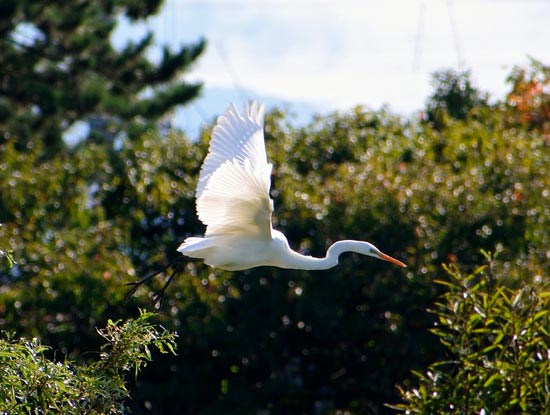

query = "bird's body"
[[178, 232, 288, 271], [178, 101, 406, 271]]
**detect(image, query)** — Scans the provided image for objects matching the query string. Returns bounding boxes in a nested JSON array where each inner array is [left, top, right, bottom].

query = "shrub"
[[392, 248, 550, 414], [0, 310, 177, 414]]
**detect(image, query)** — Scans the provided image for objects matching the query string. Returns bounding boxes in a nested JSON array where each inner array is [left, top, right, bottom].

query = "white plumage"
[[178, 101, 406, 271]]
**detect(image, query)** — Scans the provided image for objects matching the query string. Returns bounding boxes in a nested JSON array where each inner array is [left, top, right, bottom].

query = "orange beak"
[[378, 252, 407, 268]]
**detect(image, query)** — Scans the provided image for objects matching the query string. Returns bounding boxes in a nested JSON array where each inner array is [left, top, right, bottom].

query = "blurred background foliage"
[[1, 2, 550, 414], [2, 62, 549, 414]]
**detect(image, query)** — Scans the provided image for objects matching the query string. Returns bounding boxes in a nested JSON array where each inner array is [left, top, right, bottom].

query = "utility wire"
[[446, 0, 466, 69], [412, 1, 426, 72], [214, 40, 250, 102]]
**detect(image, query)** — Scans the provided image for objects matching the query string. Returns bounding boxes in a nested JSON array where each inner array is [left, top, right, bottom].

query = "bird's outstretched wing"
[[196, 101, 274, 238]]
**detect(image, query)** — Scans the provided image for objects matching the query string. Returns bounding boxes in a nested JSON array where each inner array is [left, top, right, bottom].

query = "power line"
[[446, 0, 466, 69], [412, 1, 426, 72], [214, 41, 250, 102]]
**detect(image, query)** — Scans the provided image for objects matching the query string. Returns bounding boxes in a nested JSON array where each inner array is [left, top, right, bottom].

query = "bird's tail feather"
[[177, 237, 212, 258]]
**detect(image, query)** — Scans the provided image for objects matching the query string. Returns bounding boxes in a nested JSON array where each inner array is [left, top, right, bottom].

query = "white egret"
[[177, 101, 406, 271]]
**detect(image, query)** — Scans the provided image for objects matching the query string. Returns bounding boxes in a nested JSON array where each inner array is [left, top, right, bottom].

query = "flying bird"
[[177, 101, 406, 271]]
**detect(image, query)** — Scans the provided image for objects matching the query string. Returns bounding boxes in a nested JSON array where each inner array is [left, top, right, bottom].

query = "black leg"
[[122, 256, 188, 307]]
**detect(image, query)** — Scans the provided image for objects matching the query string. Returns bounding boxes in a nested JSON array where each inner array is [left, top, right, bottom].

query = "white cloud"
[[116, 0, 550, 118]]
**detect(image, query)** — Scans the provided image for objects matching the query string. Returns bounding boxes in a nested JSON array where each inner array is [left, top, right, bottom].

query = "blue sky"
[[114, 0, 550, 138]]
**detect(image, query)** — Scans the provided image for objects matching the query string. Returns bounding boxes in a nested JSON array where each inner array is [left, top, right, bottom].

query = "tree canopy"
[[0, 0, 205, 153], [425, 69, 488, 129], [1, 2, 550, 411], [2, 58, 550, 414]]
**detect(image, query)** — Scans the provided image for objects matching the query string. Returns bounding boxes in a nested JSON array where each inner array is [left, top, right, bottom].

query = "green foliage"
[[0, 0, 205, 153], [0, 131, 200, 354], [0, 229, 15, 269], [1, 60, 549, 414], [425, 69, 488, 129], [0, 310, 177, 414], [393, 250, 550, 414], [0, 249, 15, 269], [97, 310, 177, 379]]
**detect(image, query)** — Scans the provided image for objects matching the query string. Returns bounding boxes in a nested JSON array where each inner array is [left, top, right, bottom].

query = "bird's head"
[[330, 240, 407, 268], [369, 245, 407, 267]]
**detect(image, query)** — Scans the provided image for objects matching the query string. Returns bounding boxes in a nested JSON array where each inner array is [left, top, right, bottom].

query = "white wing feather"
[[196, 101, 268, 199], [196, 101, 273, 238]]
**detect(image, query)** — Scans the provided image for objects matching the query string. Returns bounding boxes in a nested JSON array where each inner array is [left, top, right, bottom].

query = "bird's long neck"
[[281, 240, 375, 270]]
